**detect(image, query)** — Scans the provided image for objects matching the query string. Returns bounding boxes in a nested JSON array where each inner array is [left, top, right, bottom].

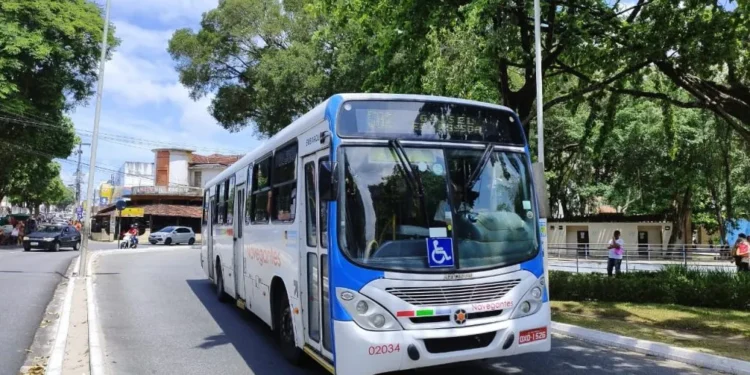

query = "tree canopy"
[[0, 0, 117, 205], [170, 0, 750, 243]]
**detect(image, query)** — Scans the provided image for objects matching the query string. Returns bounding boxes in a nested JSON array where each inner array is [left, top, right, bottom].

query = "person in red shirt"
[[127, 224, 139, 246]]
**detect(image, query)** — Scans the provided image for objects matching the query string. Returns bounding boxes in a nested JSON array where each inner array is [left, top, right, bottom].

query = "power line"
[[0, 110, 247, 155]]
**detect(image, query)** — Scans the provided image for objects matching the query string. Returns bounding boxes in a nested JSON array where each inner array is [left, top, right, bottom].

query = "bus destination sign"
[[337, 100, 525, 145]]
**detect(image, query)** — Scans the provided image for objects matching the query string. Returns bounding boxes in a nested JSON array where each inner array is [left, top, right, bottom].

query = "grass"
[[551, 300, 750, 362]]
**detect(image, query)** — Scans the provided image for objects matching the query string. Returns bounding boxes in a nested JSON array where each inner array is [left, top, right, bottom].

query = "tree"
[[0, 0, 118, 202], [55, 185, 76, 211]]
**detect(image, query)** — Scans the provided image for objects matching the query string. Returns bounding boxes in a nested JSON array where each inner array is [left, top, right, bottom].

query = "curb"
[[88, 251, 105, 375], [551, 321, 750, 375], [45, 255, 80, 375]]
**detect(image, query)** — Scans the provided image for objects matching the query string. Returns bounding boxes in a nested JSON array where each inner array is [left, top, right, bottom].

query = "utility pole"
[[74, 142, 91, 205], [533, 0, 550, 295], [80, 0, 112, 277]]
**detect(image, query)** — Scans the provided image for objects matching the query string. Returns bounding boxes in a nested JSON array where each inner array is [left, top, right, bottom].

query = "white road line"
[[88, 251, 106, 375], [45, 255, 80, 375]]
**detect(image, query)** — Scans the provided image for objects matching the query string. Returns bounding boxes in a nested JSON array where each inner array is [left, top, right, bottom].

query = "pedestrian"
[[10, 224, 19, 246], [731, 233, 750, 272], [607, 230, 624, 277]]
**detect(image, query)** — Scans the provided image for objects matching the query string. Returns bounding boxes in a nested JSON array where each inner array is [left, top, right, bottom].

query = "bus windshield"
[[339, 146, 538, 271]]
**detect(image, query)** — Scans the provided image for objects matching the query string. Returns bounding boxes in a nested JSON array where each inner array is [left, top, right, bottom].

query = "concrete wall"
[[168, 151, 190, 186], [200, 169, 222, 188]]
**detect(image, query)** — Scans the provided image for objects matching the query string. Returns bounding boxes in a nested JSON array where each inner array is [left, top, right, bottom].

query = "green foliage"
[[0, 0, 117, 204], [170, 0, 750, 243], [550, 267, 750, 310]]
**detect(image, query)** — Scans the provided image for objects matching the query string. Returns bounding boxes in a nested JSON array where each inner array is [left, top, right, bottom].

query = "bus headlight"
[[511, 276, 545, 319], [337, 287, 401, 331]]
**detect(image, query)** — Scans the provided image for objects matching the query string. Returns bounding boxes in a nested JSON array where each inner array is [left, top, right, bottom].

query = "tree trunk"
[[708, 183, 726, 245], [668, 187, 692, 245]]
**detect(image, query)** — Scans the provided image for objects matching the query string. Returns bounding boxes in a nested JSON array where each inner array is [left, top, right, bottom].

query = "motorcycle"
[[119, 233, 138, 249]]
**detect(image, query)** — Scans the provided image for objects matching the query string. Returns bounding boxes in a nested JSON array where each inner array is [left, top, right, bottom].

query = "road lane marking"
[[46, 255, 80, 375]]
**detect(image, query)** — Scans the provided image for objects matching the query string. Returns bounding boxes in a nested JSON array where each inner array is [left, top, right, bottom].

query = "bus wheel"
[[276, 292, 302, 364], [215, 263, 230, 303]]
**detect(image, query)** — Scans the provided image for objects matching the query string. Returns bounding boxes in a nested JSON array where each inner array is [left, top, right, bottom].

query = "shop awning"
[[94, 204, 201, 218], [142, 204, 202, 218]]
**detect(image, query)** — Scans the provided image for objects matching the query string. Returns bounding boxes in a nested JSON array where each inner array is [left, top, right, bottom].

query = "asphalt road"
[[0, 246, 78, 375], [93, 248, 721, 375]]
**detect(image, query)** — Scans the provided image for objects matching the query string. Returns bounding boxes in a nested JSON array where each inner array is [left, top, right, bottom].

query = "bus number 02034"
[[368, 344, 400, 355]]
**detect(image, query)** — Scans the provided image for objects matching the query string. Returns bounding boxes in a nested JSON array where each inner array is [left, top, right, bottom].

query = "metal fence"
[[548, 243, 737, 273]]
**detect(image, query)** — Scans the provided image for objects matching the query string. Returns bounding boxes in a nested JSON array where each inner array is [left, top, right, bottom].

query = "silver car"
[[148, 226, 195, 245]]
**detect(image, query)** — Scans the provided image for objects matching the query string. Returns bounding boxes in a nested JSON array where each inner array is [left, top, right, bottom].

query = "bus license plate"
[[30, 242, 38, 246], [519, 327, 547, 344]]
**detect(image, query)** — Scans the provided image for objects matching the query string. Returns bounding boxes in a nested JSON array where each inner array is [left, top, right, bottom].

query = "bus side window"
[[217, 181, 225, 224], [251, 156, 272, 223], [319, 156, 329, 248], [245, 164, 253, 225], [202, 190, 207, 225], [226, 176, 235, 224], [272, 142, 297, 222], [212, 185, 220, 224], [304, 161, 317, 246]]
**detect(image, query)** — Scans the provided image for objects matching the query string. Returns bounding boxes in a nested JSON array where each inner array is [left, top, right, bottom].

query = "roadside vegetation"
[[552, 301, 750, 361], [551, 267, 750, 360]]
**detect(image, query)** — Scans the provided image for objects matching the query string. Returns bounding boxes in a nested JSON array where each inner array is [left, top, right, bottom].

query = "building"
[[114, 162, 155, 188], [548, 213, 673, 257], [92, 149, 241, 242], [189, 153, 242, 188]]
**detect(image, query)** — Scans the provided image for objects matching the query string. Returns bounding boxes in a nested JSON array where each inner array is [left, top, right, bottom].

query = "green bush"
[[550, 266, 750, 310]]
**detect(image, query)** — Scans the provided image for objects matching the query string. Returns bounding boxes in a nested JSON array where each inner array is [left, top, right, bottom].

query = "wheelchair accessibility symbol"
[[426, 237, 454, 268]]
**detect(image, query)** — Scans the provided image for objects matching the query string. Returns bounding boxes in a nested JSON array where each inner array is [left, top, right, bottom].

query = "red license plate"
[[518, 327, 547, 344]]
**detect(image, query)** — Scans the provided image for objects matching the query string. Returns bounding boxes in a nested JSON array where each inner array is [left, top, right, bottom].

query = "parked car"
[[149, 226, 195, 245], [23, 224, 81, 252]]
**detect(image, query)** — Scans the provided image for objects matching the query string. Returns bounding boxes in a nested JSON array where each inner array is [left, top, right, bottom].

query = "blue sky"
[[61, 0, 260, 195]]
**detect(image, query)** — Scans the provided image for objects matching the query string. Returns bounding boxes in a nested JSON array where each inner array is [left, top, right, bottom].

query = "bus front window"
[[340, 146, 538, 271]]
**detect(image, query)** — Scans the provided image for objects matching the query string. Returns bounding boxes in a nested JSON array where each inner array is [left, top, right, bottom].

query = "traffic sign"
[[76, 206, 83, 215], [115, 199, 126, 210]]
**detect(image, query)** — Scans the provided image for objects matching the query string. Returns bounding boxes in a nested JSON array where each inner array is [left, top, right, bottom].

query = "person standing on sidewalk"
[[607, 230, 624, 277], [731, 233, 750, 272]]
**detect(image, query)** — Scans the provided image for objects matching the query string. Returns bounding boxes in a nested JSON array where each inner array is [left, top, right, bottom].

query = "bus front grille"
[[386, 279, 521, 306]]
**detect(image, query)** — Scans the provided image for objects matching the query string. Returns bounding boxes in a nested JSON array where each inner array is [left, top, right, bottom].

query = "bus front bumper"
[[333, 302, 551, 375]]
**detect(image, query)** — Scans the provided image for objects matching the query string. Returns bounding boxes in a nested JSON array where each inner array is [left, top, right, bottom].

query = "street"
[[0, 247, 77, 375], [91, 248, 720, 375]]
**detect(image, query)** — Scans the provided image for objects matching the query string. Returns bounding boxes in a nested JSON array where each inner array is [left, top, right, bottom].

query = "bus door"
[[300, 150, 333, 359], [234, 184, 248, 303]]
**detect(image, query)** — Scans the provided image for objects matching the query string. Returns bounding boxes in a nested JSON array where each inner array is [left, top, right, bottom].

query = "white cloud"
[[110, 0, 218, 25], [62, 13, 260, 193]]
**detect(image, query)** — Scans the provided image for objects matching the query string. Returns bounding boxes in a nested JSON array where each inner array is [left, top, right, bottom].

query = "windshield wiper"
[[465, 143, 495, 192], [388, 139, 430, 228]]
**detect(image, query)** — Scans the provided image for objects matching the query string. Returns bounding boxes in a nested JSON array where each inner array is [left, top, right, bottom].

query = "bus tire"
[[215, 261, 230, 303], [274, 289, 302, 364]]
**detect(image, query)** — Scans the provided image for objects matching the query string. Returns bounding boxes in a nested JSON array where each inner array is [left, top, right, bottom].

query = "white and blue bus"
[[201, 93, 550, 375]]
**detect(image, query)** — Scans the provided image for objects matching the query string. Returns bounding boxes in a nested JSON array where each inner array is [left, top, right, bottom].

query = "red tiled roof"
[[190, 153, 242, 166], [142, 204, 202, 218]]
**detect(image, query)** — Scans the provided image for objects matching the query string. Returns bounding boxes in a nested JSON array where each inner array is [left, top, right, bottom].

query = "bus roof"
[[204, 93, 517, 189]]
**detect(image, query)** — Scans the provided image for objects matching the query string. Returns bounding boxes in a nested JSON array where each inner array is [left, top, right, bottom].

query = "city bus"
[[201, 93, 550, 375]]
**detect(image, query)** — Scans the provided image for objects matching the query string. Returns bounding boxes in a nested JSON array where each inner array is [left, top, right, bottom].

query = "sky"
[[60, 0, 261, 198]]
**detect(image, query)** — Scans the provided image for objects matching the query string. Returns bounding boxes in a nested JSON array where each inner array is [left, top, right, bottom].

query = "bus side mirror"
[[319, 161, 338, 201]]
